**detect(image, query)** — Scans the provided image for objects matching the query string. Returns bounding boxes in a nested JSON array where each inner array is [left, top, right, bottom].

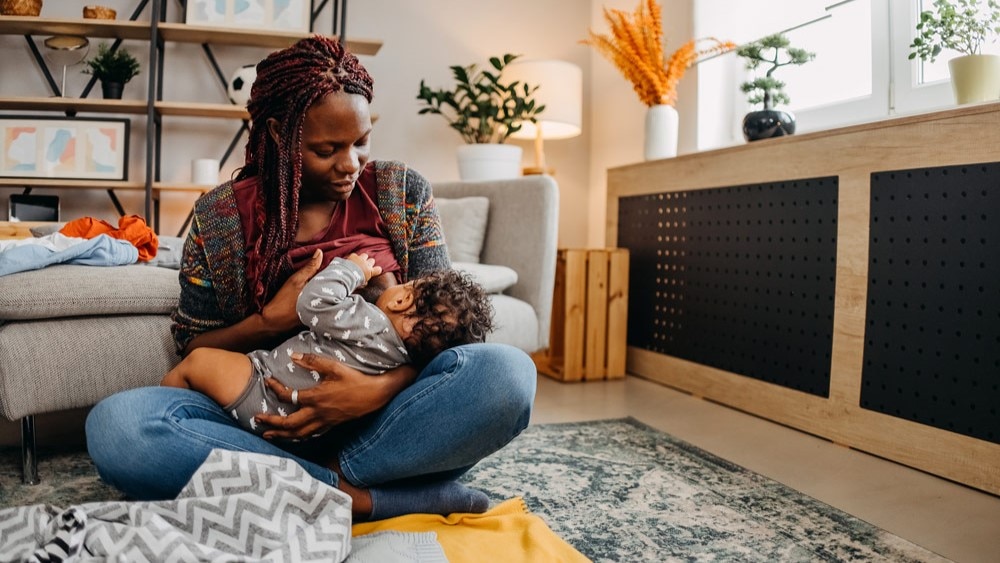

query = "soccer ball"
[[227, 64, 257, 106]]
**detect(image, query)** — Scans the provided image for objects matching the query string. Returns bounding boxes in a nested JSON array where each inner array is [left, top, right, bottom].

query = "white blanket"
[[0, 449, 446, 563]]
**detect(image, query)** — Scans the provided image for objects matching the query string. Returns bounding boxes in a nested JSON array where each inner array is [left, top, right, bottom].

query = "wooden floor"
[[4, 374, 998, 562], [531, 374, 1000, 563]]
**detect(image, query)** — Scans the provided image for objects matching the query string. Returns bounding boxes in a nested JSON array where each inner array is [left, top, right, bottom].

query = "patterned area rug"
[[1, 418, 948, 562]]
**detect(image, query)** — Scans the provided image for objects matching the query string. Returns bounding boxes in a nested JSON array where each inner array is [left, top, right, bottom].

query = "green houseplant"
[[736, 33, 815, 142], [908, 0, 1000, 104], [416, 54, 546, 181], [83, 42, 141, 99], [416, 53, 545, 145]]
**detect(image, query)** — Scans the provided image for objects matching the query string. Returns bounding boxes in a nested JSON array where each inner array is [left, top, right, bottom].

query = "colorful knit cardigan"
[[170, 160, 449, 352]]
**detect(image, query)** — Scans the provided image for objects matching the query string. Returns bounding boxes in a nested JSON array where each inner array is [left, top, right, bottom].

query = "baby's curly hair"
[[404, 269, 495, 367]]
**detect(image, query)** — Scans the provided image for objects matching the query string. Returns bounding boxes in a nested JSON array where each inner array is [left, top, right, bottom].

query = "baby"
[[161, 251, 494, 436]]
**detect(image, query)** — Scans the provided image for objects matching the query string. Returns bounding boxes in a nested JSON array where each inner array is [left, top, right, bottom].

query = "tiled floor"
[[530, 374, 1000, 563], [4, 375, 998, 561]]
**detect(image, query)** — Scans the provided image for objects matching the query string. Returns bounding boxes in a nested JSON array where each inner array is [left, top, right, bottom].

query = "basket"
[[0, 0, 42, 16], [83, 5, 116, 19]]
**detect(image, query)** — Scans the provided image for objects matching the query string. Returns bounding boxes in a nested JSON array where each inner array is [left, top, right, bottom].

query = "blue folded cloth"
[[0, 234, 138, 277]]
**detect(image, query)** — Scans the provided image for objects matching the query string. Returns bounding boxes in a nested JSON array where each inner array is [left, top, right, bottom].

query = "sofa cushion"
[[453, 262, 518, 294], [0, 315, 179, 420], [487, 294, 539, 352], [0, 264, 180, 321], [435, 196, 489, 263]]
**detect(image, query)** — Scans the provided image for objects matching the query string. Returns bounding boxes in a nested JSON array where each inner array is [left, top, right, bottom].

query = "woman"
[[85, 36, 536, 521]]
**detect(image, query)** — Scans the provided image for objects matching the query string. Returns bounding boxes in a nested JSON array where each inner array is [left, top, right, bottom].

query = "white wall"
[[0, 0, 601, 246]]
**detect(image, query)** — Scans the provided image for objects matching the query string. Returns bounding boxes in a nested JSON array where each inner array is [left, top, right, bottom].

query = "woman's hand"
[[260, 249, 324, 334], [256, 353, 418, 440]]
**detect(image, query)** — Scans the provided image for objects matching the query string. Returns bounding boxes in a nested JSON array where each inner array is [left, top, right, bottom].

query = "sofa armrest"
[[433, 176, 559, 351]]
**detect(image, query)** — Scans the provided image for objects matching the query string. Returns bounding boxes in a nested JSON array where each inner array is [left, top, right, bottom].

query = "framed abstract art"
[[0, 116, 130, 181], [185, 0, 311, 33]]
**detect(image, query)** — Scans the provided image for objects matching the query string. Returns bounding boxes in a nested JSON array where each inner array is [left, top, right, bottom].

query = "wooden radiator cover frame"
[[607, 102, 1000, 495]]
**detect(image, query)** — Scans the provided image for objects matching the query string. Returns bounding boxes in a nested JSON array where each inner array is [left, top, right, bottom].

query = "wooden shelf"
[[156, 22, 381, 54], [0, 178, 212, 194], [0, 178, 146, 190], [153, 182, 213, 193], [0, 16, 150, 40], [0, 17, 381, 55], [1, 12, 381, 228], [155, 101, 249, 119], [0, 96, 148, 114], [0, 221, 58, 240]]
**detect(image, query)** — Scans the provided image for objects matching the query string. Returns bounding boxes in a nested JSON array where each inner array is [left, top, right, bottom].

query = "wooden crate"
[[533, 248, 629, 382]]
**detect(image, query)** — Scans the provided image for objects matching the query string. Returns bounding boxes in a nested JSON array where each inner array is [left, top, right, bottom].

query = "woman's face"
[[294, 90, 372, 203]]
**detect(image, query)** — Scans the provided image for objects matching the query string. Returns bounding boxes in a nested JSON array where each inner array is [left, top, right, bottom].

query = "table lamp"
[[43, 35, 90, 97], [504, 59, 582, 175]]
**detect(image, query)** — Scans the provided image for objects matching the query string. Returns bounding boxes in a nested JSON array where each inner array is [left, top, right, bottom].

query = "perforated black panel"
[[617, 178, 839, 397], [863, 162, 1000, 444]]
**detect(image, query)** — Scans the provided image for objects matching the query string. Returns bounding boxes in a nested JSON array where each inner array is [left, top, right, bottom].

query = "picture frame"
[[0, 116, 130, 181], [185, 0, 311, 33]]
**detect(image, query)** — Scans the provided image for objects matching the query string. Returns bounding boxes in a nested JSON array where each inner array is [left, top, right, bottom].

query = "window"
[[695, 0, 971, 150]]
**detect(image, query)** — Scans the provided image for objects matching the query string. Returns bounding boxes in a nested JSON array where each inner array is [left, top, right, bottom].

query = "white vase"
[[456, 144, 522, 181], [948, 54, 1000, 105], [644, 104, 679, 161]]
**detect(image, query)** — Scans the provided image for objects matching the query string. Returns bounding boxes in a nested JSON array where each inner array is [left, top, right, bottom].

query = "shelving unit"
[[0, 2, 381, 231]]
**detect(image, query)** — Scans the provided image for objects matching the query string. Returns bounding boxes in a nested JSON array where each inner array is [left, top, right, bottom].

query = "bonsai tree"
[[83, 42, 141, 86], [909, 0, 1000, 62], [416, 54, 545, 144], [736, 33, 815, 110]]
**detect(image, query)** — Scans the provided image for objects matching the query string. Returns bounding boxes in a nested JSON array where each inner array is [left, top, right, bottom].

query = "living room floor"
[[4, 375, 997, 561], [530, 374, 1000, 563]]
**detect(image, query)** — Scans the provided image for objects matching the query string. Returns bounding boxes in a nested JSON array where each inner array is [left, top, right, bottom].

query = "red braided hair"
[[237, 35, 374, 311]]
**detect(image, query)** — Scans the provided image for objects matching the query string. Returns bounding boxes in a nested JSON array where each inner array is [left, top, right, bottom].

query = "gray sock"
[[367, 481, 490, 521]]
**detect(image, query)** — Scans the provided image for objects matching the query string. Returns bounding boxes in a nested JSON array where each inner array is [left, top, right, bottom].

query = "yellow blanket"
[[352, 497, 590, 562]]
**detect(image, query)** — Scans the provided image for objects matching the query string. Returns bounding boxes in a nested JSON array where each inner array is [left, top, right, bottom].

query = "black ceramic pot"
[[101, 80, 124, 100], [742, 109, 796, 142]]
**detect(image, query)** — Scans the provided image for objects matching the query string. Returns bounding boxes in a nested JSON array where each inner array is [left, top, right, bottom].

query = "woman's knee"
[[424, 343, 537, 423]]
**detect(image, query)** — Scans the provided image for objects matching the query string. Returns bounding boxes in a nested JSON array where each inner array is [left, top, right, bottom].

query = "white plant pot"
[[644, 104, 679, 160], [948, 54, 1000, 105], [456, 144, 522, 181]]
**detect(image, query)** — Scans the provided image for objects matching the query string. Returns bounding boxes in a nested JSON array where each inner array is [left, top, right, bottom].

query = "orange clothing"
[[59, 215, 159, 261]]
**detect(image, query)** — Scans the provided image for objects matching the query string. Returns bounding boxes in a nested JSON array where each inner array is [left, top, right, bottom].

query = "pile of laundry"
[[0, 215, 159, 277]]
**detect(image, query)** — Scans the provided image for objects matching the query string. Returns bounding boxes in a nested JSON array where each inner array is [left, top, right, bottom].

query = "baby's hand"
[[346, 253, 383, 284]]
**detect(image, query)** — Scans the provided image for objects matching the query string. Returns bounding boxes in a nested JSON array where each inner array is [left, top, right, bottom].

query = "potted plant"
[[909, 0, 1000, 104], [416, 53, 544, 181], [582, 0, 734, 160], [83, 42, 141, 99], [736, 33, 815, 142]]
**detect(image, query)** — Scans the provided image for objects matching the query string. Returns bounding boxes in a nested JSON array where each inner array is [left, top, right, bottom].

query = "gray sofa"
[[0, 175, 558, 484]]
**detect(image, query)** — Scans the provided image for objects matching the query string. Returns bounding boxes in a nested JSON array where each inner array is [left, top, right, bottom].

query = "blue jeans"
[[86, 343, 536, 500]]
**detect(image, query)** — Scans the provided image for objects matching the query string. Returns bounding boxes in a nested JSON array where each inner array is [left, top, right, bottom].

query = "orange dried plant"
[[583, 0, 735, 107]]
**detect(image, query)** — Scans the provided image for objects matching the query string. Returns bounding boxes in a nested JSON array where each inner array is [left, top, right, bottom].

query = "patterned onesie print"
[[225, 257, 409, 435]]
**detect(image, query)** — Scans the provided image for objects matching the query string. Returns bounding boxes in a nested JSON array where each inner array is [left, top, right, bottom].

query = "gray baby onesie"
[[225, 257, 409, 435]]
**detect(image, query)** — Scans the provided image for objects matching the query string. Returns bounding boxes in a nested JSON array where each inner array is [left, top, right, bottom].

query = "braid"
[[237, 35, 374, 311]]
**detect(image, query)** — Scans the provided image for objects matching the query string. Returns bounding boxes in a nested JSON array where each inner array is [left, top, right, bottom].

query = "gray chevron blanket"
[[0, 449, 446, 562]]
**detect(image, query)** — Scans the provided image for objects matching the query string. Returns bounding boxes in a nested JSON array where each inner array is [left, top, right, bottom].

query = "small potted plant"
[[416, 54, 545, 180], [83, 42, 141, 99], [737, 33, 815, 142], [909, 0, 1000, 104]]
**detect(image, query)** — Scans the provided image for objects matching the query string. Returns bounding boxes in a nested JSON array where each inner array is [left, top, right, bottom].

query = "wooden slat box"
[[533, 248, 629, 382]]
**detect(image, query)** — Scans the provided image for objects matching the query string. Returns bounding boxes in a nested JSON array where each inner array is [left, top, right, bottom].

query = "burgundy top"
[[232, 162, 402, 281]]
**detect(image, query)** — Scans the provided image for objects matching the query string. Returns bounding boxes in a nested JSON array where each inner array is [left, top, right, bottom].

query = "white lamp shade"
[[504, 59, 582, 140]]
